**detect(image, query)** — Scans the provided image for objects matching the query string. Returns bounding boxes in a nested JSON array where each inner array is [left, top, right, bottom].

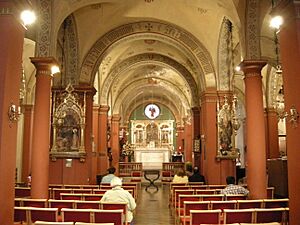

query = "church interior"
[[1, 0, 300, 224]]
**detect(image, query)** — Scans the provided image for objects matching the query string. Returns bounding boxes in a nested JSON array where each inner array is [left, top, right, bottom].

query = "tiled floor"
[[133, 183, 173, 225]]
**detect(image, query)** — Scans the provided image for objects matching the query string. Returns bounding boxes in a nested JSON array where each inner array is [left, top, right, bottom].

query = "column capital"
[[99, 105, 110, 113], [240, 60, 266, 76], [111, 115, 121, 122], [266, 107, 277, 114], [0, 1, 13, 15], [176, 126, 184, 131], [191, 106, 200, 114], [200, 89, 218, 104], [30, 57, 58, 77], [22, 104, 34, 113], [0, 1, 31, 17]]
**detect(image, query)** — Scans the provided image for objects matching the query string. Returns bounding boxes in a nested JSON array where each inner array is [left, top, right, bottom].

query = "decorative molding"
[[245, 0, 260, 59], [0, 7, 12, 15], [218, 17, 231, 90], [36, 0, 52, 57]]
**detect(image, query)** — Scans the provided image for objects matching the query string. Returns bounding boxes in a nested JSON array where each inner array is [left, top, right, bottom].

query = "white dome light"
[[270, 16, 283, 29], [20, 10, 36, 26], [51, 65, 60, 75]]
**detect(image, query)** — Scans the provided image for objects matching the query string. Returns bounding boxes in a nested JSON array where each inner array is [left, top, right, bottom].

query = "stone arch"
[[80, 21, 216, 88]]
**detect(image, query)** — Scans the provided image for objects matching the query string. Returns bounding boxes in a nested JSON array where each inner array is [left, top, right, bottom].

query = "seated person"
[[188, 166, 205, 183], [172, 168, 188, 183], [101, 167, 117, 184], [100, 177, 136, 224], [220, 176, 249, 195]]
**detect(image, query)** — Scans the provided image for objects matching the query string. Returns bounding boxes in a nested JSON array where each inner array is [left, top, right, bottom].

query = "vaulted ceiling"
[[23, 0, 277, 124]]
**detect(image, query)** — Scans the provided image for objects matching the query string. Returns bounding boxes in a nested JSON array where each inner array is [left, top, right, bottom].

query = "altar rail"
[[162, 162, 184, 175], [119, 162, 143, 177]]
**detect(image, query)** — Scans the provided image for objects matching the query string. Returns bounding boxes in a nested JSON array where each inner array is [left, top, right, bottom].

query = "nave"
[[134, 184, 173, 225]]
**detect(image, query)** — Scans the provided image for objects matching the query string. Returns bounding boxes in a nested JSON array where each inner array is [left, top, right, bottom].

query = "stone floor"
[[133, 182, 174, 225]]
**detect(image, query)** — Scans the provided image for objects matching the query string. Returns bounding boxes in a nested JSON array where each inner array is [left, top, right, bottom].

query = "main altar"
[[130, 118, 174, 170], [134, 144, 171, 170]]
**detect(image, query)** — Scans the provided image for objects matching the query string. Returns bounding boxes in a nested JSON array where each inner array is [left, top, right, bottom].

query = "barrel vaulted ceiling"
[[22, 0, 278, 122]]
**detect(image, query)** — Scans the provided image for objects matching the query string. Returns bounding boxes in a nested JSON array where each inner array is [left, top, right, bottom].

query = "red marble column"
[[200, 90, 235, 185], [0, 2, 25, 224], [30, 57, 57, 199], [264, 110, 269, 160], [273, 2, 300, 223], [111, 115, 121, 174], [240, 60, 267, 199], [21, 105, 34, 183], [200, 90, 218, 184], [183, 117, 193, 162], [85, 91, 95, 184], [92, 106, 99, 166], [192, 107, 201, 138], [98, 105, 109, 174], [176, 125, 184, 153], [266, 108, 280, 159]]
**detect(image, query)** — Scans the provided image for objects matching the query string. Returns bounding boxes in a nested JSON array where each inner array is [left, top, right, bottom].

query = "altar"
[[134, 147, 171, 170]]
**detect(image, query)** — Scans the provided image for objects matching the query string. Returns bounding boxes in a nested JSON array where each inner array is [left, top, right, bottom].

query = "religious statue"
[[217, 95, 240, 159], [71, 128, 79, 149], [219, 116, 233, 152]]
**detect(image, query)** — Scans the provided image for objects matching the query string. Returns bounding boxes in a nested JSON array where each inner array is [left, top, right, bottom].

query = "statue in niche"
[[146, 122, 158, 146], [72, 128, 79, 148], [161, 124, 170, 143], [218, 107, 232, 153], [217, 95, 239, 159]]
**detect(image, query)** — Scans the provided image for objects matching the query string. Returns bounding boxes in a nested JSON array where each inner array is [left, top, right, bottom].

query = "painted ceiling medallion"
[[145, 104, 160, 119]]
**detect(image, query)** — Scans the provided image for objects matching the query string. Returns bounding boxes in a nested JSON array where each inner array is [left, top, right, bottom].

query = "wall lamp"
[[8, 103, 21, 122]]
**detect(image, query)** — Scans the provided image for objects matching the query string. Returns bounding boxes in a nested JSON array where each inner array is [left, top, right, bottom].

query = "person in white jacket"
[[100, 177, 136, 224]]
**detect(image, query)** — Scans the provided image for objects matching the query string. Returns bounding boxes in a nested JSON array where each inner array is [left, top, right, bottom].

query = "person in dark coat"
[[188, 166, 205, 184]]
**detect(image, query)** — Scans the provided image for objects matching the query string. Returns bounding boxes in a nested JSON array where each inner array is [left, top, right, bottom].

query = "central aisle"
[[133, 183, 174, 225]]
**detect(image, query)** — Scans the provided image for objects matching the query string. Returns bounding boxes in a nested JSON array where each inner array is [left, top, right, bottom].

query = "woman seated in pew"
[[220, 176, 249, 196], [172, 168, 188, 183], [100, 177, 136, 225]]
